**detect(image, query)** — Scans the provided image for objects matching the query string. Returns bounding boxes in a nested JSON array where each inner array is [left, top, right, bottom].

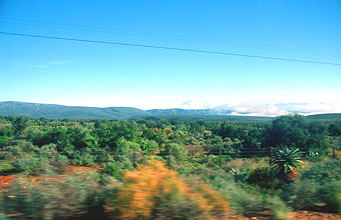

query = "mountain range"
[[0, 101, 340, 121], [0, 101, 233, 120]]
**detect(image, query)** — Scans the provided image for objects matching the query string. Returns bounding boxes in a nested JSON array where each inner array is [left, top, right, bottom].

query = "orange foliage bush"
[[287, 167, 298, 181], [0, 166, 101, 193], [0, 176, 16, 193], [105, 160, 228, 220]]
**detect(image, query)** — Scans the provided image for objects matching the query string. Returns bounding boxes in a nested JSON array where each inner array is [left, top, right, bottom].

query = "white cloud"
[[231, 102, 288, 117], [213, 104, 232, 109], [285, 102, 341, 115], [227, 101, 341, 117], [202, 103, 211, 109]]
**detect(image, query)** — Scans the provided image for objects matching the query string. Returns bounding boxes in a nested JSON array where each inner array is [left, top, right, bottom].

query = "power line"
[[0, 16, 329, 54], [2, 17, 341, 58], [1, 31, 340, 66], [0, 20, 196, 42]]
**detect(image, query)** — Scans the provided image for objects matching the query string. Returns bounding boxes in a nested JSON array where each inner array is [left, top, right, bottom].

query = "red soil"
[[0, 166, 102, 192], [0, 175, 16, 191], [292, 211, 341, 220], [226, 211, 341, 220]]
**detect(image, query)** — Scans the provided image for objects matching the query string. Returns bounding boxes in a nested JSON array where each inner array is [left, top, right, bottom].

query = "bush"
[[204, 167, 289, 218], [114, 137, 145, 167], [3, 140, 37, 156], [74, 152, 97, 166], [247, 166, 280, 190], [101, 158, 127, 180], [285, 159, 341, 213], [105, 160, 229, 220], [37, 144, 69, 175], [0, 160, 15, 174], [165, 143, 188, 162], [268, 196, 293, 220], [0, 213, 9, 220], [217, 181, 267, 217], [300, 159, 340, 183], [1, 171, 105, 220], [1, 141, 41, 174], [11, 156, 39, 173], [8, 144, 69, 175], [287, 178, 341, 213]]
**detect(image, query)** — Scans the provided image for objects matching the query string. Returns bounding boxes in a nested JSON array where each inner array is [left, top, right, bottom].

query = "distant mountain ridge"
[[0, 101, 340, 121], [0, 101, 147, 120], [0, 101, 233, 120]]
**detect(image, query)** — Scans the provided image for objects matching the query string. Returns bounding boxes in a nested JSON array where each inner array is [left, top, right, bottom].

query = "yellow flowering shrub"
[[105, 160, 228, 220]]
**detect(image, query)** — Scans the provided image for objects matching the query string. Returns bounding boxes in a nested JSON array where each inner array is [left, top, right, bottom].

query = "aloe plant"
[[271, 145, 303, 181]]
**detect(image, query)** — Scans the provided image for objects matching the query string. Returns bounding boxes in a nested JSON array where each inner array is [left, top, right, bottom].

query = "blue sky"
[[0, 0, 340, 116]]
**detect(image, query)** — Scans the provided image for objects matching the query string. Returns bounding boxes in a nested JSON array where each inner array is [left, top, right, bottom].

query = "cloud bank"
[[229, 102, 341, 117], [230, 103, 288, 117]]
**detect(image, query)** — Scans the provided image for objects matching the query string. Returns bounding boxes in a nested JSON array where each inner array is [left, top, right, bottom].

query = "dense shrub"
[[105, 160, 229, 220], [0, 126, 13, 146], [285, 159, 341, 213], [247, 166, 280, 190], [4, 143, 69, 175], [1, 171, 105, 220], [11, 156, 39, 173], [165, 143, 188, 162], [0, 213, 10, 220], [268, 196, 293, 220], [215, 180, 267, 216], [2, 141, 37, 159], [201, 165, 290, 219], [37, 144, 69, 174], [287, 179, 341, 213], [101, 157, 132, 180]]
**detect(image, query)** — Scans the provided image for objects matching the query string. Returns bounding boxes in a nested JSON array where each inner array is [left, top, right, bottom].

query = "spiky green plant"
[[271, 145, 303, 181]]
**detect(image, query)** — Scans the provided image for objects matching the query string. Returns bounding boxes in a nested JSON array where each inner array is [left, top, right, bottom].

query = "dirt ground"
[[227, 211, 341, 220], [291, 211, 341, 220]]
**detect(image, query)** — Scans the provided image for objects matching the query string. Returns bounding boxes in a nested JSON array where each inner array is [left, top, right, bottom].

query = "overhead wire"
[[1, 16, 339, 56], [0, 19, 196, 42], [0, 31, 340, 66]]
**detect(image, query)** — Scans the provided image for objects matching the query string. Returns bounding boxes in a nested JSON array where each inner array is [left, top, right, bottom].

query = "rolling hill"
[[0, 101, 235, 120], [306, 113, 341, 121], [0, 101, 148, 120], [0, 101, 340, 121]]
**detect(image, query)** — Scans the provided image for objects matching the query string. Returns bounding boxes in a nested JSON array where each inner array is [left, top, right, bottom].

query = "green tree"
[[12, 116, 31, 135], [266, 115, 329, 153], [0, 127, 12, 145]]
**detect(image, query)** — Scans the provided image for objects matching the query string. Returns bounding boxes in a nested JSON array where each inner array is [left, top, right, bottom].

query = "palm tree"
[[271, 145, 303, 181]]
